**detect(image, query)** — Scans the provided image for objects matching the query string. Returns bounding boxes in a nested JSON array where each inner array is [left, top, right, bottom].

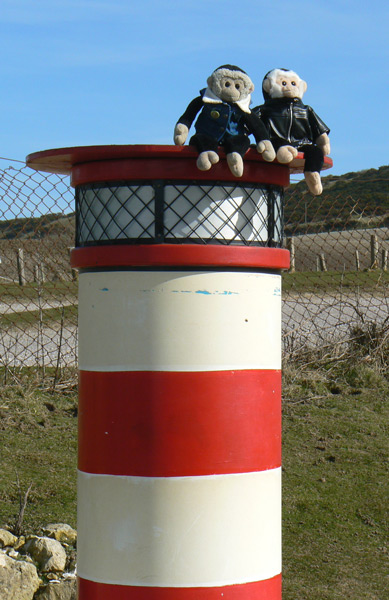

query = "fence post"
[[69, 247, 77, 281], [286, 237, 295, 273], [355, 250, 360, 271], [382, 249, 388, 271], [34, 263, 46, 284], [17, 248, 26, 286], [39, 264, 46, 283], [370, 234, 378, 269]]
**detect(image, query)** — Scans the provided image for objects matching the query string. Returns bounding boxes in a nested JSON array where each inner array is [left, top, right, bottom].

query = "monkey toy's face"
[[207, 69, 254, 103], [263, 69, 307, 100], [275, 73, 301, 98]]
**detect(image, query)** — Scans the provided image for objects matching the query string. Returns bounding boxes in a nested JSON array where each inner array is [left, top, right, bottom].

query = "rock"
[[0, 550, 40, 600], [42, 524, 77, 546], [15, 535, 26, 551], [34, 579, 77, 600], [23, 537, 67, 573], [65, 548, 77, 573], [0, 529, 18, 548]]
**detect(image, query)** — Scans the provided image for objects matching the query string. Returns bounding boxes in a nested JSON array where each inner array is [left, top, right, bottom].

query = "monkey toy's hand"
[[315, 133, 331, 156], [256, 140, 276, 162], [174, 123, 189, 146]]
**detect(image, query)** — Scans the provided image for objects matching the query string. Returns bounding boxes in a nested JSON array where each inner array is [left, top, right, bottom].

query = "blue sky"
[[0, 0, 388, 177]]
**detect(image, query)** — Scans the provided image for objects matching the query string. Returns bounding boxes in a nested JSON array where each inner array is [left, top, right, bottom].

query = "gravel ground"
[[1, 291, 387, 367], [283, 291, 389, 350], [0, 322, 78, 367], [0, 299, 74, 314]]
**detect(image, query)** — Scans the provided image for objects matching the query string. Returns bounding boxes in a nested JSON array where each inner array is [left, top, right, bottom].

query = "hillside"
[[285, 165, 389, 235], [0, 213, 75, 240]]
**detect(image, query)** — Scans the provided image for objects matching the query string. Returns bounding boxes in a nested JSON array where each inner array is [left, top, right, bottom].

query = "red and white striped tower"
[[26, 145, 332, 600]]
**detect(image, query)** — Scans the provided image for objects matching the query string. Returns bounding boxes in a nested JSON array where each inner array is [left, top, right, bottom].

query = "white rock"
[[23, 537, 67, 573], [0, 550, 41, 600], [43, 524, 77, 546], [34, 579, 77, 599], [0, 529, 18, 548]]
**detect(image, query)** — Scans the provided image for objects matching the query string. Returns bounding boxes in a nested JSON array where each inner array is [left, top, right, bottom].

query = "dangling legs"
[[301, 144, 325, 195], [223, 135, 251, 177], [189, 134, 220, 171]]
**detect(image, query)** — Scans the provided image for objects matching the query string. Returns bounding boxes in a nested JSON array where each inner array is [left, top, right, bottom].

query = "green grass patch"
[[0, 363, 387, 599], [0, 281, 78, 302], [282, 361, 388, 599], [0, 369, 78, 532], [0, 304, 77, 329], [283, 269, 389, 293]]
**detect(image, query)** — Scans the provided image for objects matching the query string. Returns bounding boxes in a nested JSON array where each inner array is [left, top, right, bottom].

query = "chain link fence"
[[0, 160, 388, 370]]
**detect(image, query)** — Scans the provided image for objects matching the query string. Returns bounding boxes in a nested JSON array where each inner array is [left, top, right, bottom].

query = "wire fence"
[[0, 160, 388, 371]]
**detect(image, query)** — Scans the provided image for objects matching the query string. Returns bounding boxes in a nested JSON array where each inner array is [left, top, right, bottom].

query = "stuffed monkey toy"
[[253, 68, 330, 195], [174, 64, 275, 178]]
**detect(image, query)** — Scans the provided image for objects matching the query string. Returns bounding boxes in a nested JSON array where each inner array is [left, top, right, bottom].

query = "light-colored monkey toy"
[[253, 68, 330, 195]]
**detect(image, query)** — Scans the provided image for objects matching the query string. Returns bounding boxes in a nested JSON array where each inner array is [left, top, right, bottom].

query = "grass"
[[0, 369, 78, 532], [0, 281, 77, 302], [283, 269, 389, 293], [0, 304, 77, 329], [0, 361, 387, 599], [282, 361, 388, 599]]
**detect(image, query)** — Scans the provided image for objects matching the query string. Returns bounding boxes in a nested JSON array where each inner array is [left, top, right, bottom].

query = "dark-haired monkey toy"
[[253, 68, 330, 195], [174, 65, 275, 177]]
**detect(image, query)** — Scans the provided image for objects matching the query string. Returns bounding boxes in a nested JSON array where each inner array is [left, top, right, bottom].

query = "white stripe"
[[77, 468, 281, 587], [78, 271, 281, 372]]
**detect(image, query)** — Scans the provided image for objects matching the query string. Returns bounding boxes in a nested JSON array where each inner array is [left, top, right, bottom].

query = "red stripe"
[[77, 575, 281, 600], [26, 144, 289, 184], [71, 245, 290, 270], [78, 370, 281, 477], [71, 156, 289, 187]]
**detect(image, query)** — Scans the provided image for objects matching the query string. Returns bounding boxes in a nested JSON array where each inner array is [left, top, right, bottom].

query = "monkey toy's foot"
[[197, 151, 219, 171], [226, 152, 244, 177], [276, 145, 298, 164], [257, 140, 276, 162], [305, 171, 323, 195]]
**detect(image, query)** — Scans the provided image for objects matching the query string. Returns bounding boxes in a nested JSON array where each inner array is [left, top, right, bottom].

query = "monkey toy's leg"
[[189, 133, 220, 171], [223, 135, 251, 178], [300, 144, 324, 196]]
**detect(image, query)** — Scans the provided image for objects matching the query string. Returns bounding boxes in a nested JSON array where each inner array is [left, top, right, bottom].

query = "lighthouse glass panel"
[[76, 184, 155, 244], [75, 181, 283, 247], [164, 184, 281, 245]]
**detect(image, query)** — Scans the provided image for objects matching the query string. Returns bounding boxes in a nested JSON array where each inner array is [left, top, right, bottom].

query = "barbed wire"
[[0, 157, 26, 164]]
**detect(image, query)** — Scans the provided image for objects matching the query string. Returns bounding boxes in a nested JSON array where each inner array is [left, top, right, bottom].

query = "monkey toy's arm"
[[307, 106, 331, 156], [174, 96, 204, 146], [315, 133, 331, 156], [244, 112, 276, 162]]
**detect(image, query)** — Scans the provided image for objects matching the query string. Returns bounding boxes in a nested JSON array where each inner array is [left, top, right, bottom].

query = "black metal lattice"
[[75, 180, 284, 247]]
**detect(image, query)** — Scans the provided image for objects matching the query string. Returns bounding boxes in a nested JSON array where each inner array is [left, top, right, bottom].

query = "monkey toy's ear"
[[262, 78, 272, 94], [300, 79, 308, 96]]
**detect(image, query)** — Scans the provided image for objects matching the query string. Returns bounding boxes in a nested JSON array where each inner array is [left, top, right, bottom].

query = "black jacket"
[[178, 89, 270, 144], [253, 97, 329, 149]]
